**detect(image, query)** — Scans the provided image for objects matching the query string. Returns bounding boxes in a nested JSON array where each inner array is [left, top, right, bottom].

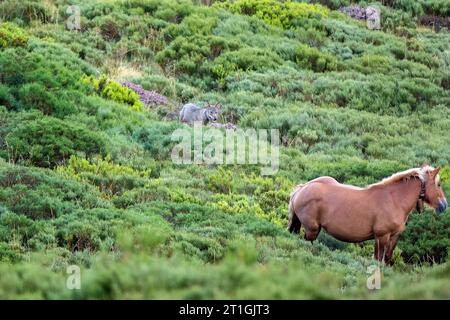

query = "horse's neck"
[[387, 179, 421, 214]]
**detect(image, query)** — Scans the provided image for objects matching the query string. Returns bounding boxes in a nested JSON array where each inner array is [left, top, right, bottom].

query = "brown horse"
[[287, 165, 447, 265]]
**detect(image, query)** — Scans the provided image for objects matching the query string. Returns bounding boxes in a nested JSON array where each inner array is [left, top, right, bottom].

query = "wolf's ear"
[[216, 103, 222, 109], [206, 101, 211, 107]]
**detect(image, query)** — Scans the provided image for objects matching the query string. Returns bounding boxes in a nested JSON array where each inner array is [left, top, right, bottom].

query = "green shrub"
[[0, 84, 14, 109], [117, 218, 173, 253], [0, 211, 55, 252], [98, 16, 122, 41], [56, 155, 151, 197], [0, 163, 105, 219], [14, 83, 77, 116], [399, 213, 450, 264], [174, 232, 225, 262], [6, 116, 107, 168], [54, 208, 126, 252], [113, 184, 171, 208], [420, 0, 450, 16], [132, 122, 183, 160], [0, 0, 55, 25], [0, 40, 95, 95], [295, 44, 338, 72], [156, 34, 238, 78], [210, 47, 283, 82]]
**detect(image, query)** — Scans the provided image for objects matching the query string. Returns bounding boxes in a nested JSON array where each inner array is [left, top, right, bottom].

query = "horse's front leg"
[[385, 233, 401, 266], [374, 240, 379, 262], [374, 234, 390, 264]]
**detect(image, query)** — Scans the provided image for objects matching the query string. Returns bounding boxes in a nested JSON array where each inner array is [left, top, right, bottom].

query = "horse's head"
[[421, 165, 447, 214]]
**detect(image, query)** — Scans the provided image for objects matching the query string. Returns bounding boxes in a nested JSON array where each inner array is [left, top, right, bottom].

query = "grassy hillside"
[[0, 0, 449, 299]]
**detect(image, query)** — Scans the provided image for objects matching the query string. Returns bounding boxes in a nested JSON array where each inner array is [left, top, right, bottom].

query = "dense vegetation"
[[0, 0, 449, 299]]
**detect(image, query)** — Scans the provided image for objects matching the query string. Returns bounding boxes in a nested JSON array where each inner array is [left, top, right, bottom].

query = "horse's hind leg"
[[287, 213, 302, 234], [300, 202, 321, 243]]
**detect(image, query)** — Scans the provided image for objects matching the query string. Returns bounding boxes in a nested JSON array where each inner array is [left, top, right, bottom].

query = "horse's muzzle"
[[436, 199, 448, 214]]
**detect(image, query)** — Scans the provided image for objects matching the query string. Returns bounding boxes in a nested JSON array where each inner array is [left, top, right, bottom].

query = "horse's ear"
[[427, 167, 441, 179], [433, 167, 441, 177]]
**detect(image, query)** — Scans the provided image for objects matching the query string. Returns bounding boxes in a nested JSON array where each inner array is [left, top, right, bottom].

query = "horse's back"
[[292, 176, 367, 221], [292, 176, 371, 211], [295, 177, 374, 242], [302, 180, 365, 203], [304, 177, 365, 194], [309, 176, 339, 185], [290, 177, 335, 205]]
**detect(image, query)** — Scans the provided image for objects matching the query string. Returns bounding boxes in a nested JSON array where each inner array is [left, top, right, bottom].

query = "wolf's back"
[[180, 103, 202, 123]]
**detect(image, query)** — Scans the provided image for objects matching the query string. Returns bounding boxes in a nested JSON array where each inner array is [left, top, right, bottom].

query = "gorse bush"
[[102, 81, 143, 110], [216, 0, 329, 29], [82, 75, 143, 111], [0, 23, 29, 48], [121, 81, 169, 106]]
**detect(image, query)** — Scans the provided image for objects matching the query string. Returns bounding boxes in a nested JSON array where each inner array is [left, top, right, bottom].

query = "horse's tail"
[[287, 184, 304, 234]]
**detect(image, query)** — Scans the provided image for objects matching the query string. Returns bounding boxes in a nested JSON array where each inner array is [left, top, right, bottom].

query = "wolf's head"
[[205, 102, 221, 122]]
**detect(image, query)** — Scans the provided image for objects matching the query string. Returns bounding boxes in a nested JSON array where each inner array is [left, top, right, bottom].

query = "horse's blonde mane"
[[369, 166, 434, 187]]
